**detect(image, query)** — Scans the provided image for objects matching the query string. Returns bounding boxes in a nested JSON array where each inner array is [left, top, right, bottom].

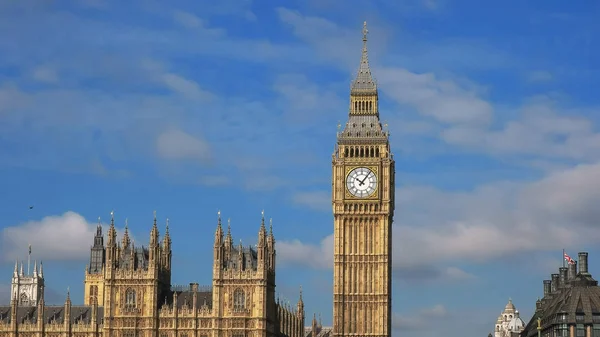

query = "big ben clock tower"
[[332, 21, 395, 337]]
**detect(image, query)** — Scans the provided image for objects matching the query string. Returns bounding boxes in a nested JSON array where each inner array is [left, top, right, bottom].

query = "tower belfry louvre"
[[332, 21, 395, 337]]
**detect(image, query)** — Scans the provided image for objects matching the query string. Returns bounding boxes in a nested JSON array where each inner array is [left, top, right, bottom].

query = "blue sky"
[[1, 0, 599, 336]]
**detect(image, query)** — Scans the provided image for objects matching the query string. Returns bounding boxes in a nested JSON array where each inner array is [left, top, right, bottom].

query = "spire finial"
[[125, 218, 128, 229], [110, 210, 114, 221], [269, 218, 273, 234], [98, 216, 101, 224], [351, 21, 376, 94], [227, 218, 231, 233], [166, 218, 170, 230], [299, 285, 303, 299], [153, 210, 157, 220]]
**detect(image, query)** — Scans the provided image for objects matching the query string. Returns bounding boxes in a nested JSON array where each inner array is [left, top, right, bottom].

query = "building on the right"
[[521, 252, 600, 337]]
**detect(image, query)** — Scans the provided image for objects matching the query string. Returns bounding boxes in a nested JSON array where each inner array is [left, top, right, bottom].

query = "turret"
[[64, 288, 72, 332], [214, 210, 223, 247], [213, 211, 224, 276], [267, 218, 276, 271], [257, 211, 267, 270], [121, 218, 131, 250], [162, 218, 172, 270], [89, 217, 105, 274], [297, 286, 304, 317], [150, 211, 159, 247], [225, 218, 233, 250], [37, 287, 45, 329], [106, 211, 117, 268], [149, 211, 160, 269]]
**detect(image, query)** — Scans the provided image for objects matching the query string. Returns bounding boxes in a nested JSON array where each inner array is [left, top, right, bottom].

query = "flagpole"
[[563, 249, 565, 268]]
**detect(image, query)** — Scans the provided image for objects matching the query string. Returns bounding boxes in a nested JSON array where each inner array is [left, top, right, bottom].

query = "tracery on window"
[[20, 292, 28, 305], [233, 288, 246, 311], [126, 288, 137, 307]]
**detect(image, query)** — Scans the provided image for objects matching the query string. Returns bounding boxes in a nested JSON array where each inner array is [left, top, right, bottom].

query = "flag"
[[564, 251, 575, 265]]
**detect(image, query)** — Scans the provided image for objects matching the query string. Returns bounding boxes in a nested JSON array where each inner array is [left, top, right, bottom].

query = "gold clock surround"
[[344, 165, 379, 199]]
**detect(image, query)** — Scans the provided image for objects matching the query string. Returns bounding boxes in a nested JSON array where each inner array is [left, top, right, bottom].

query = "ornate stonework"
[[331, 21, 394, 337], [0, 212, 304, 337]]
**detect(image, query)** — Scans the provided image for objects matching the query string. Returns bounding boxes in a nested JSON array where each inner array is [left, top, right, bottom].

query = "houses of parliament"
[[0, 20, 394, 337]]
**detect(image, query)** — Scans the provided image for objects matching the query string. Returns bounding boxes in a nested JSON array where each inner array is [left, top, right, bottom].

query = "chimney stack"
[[559, 267, 568, 287], [579, 252, 589, 275], [551, 274, 559, 292], [568, 261, 578, 280], [543, 280, 551, 297]]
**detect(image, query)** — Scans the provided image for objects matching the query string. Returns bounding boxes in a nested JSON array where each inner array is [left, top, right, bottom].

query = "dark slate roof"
[[0, 305, 104, 324], [522, 271, 600, 337], [173, 290, 213, 310], [118, 246, 149, 270], [224, 246, 259, 271]]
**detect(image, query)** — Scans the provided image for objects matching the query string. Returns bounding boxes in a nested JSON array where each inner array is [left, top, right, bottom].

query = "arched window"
[[125, 289, 136, 307], [233, 288, 245, 311], [20, 292, 28, 305]]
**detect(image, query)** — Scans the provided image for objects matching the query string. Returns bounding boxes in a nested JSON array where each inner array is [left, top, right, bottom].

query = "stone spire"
[[122, 218, 131, 248], [350, 21, 376, 94], [215, 210, 223, 246], [108, 210, 117, 246], [225, 218, 233, 248], [258, 210, 267, 246], [150, 210, 159, 246], [163, 218, 171, 247]]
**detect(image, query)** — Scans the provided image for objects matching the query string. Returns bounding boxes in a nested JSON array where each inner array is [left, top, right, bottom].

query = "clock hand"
[[359, 175, 369, 185]]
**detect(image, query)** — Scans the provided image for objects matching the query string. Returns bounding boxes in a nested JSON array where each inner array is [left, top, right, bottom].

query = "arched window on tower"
[[233, 288, 245, 311], [20, 292, 28, 305], [125, 288, 136, 308]]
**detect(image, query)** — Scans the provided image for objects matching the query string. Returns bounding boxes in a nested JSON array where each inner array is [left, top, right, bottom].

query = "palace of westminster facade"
[[0, 21, 395, 337]]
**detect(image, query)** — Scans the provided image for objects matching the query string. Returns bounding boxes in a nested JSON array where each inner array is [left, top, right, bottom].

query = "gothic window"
[[577, 324, 587, 337], [126, 288, 137, 307], [233, 288, 245, 311], [123, 332, 136, 337], [160, 334, 168, 337], [20, 292, 28, 305], [593, 325, 600, 337], [554, 324, 568, 337]]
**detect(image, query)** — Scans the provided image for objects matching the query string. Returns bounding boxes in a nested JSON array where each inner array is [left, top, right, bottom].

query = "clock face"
[[346, 167, 377, 197]]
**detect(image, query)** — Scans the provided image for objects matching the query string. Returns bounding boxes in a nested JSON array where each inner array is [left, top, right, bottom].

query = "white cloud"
[[377, 67, 493, 126], [440, 98, 600, 161], [1, 212, 132, 263], [279, 162, 600, 279], [291, 191, 330, 212], [393, 304, 448, 331], [1, 212, 97, 262], [156, 129, 212, 163], [161, 73, 214, 100], [278, 234, 334, 270]]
